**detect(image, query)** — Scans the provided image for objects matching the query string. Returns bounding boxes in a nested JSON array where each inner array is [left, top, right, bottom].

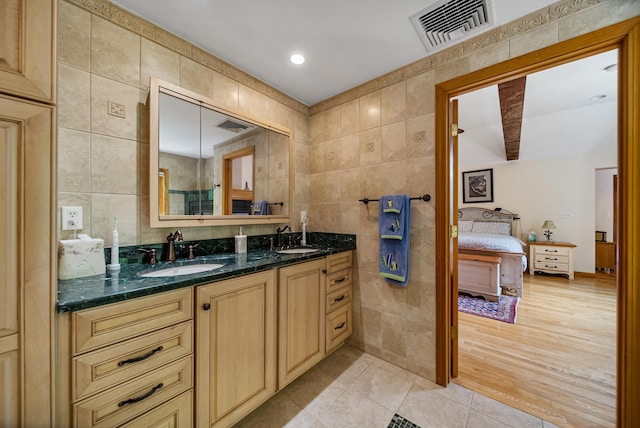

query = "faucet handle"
[[138, 248, 158, 264], [187, 243, 200, 259]]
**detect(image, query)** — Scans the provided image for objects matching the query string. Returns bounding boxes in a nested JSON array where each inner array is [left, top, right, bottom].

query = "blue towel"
[[382, 194, 405, 213], [379, 194, 406, 239], [253, 200, 270, 215], [379, 194, 410, 286]]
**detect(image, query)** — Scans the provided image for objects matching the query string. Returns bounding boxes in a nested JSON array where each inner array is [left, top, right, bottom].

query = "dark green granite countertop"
[[57, 244, 355, 313]]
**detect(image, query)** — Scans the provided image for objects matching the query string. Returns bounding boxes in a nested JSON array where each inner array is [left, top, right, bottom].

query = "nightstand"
[[529, 242, 576, 279]]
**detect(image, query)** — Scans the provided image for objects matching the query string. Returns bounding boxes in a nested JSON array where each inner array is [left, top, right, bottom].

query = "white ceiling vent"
[[410, 0, 494, 53]]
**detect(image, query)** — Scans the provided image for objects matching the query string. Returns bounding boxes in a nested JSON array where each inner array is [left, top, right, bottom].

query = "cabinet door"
[[0, 95, 55, 427], [0, 0, 55, 102], [278, 259, 326, 388], [196, 270, 277, 428]]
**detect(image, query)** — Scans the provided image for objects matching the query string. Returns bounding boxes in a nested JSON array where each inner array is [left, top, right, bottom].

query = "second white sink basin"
[[277, 248, 319, 254], [140, 263, 225, 278]]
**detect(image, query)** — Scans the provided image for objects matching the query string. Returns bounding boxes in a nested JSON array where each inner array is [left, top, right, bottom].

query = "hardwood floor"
[[454, 273, 616, 427]]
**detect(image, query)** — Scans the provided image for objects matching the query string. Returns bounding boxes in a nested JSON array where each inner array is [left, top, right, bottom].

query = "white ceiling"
[[111, 0, 559, 106], [456, 49, 618, 167]]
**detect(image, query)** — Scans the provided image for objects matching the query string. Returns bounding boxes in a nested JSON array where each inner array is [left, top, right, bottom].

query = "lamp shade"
[[541, 220, 556, 230]]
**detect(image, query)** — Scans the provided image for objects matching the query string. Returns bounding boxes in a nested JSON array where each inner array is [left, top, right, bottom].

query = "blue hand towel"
[[379, 194, 410, 286], [253, 200, 270, 215], [382, 194, 405, 213], [379, 194, 406, 240]]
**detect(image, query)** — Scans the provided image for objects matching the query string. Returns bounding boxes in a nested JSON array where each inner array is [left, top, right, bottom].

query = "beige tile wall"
[[57, 0, 639, 381], [57, 0, 309, 246], [307, 0, 638, 380]]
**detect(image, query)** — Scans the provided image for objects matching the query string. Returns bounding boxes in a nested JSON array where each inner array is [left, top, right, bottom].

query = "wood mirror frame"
[[148, 77, 293, 227]]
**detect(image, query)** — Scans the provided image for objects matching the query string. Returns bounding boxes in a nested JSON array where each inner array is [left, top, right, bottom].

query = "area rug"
[[458, 293, 520, 324]]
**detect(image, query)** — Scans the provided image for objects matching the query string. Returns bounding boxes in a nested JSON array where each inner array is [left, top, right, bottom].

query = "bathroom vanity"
[[56, 246, 354, 428]]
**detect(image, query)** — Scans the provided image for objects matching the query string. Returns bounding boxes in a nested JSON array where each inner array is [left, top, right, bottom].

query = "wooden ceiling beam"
[[498, 76, 527, 161]]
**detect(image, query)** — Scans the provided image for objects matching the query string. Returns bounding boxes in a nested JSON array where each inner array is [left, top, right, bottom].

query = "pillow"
[[459, 220, 473, 233], [471, 221, 511, 235]]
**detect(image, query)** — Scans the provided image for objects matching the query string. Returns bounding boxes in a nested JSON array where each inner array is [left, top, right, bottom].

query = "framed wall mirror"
[[148, 78, 292, 227]]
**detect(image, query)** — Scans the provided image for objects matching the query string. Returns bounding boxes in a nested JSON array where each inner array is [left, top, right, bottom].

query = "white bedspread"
[[458, 232, 527, 271]]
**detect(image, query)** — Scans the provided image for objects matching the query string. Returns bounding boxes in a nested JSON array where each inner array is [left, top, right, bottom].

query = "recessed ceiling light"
[[290, 54, 305, 65], [590, 94, 607, 101], [604, 63, 617, 72]]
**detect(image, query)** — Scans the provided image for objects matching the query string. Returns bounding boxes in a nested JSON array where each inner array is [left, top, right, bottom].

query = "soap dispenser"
[[235, 226, 247, 254]]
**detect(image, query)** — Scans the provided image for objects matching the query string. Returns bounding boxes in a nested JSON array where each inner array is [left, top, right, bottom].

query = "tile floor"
[[234, 344, 561, 428]]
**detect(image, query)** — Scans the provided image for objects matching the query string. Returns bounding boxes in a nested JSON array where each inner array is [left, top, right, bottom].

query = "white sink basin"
[[139, 263, 225, 278], [276, 248, 319, 254]]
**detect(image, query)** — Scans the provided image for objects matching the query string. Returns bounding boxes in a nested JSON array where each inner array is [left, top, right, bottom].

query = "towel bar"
[[269, 202, 284, 207], [359, 194, 431, 205]]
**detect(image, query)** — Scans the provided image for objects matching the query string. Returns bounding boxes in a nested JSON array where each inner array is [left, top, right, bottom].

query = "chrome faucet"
[[275, 225, 291, 248], [165, 230, 183, 261]]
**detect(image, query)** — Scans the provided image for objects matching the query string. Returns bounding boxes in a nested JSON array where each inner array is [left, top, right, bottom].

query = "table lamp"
[[541, 220, 556, 242]]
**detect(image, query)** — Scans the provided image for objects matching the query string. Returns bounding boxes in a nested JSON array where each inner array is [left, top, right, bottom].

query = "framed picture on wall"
[[462, 168, 493, 203]]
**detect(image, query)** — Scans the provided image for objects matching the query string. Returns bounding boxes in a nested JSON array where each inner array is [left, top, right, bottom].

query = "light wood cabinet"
[[278, 259, 326, 388], [324, 252, 353, 353], [60, 288, 194, 428], [2, 2, 56, 426], [196, 270, 277, 428], [0, 0, 56, 103], [595, 242, 616, 273], [529, 242, 576, 279], [0, 95, 55, 426]]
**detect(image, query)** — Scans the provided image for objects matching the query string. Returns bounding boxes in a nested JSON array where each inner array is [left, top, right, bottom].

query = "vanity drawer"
[[326, 286, 352, 314], [73, 321, 193, 401], [326, 305, 352, 354], [119, 390, 193, 428], [72, 288, 193, 354], [325, 251, 352, 273], [73, 355, 193, 428], [326, 268, 352, 294]]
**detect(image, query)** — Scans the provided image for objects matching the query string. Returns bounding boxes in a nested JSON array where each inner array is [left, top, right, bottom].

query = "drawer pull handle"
[[544, 249, 558, 253], [118, 383, 163, 407], [334, 322, 346, 330], [545, 257, 558, 261], [118, 346, 164, 367], [334, 276, 347, 283], [334, 295, 345, 302], [545, 265, 558, 269]]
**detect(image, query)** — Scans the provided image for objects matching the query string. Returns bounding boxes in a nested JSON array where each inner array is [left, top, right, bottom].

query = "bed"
[[457, 207, 527, 300]]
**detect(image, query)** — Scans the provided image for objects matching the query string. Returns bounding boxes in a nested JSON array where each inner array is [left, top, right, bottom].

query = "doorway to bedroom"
[[450, 49, 619, 427]]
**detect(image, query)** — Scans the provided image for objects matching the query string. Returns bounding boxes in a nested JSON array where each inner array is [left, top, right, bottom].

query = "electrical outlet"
[[62, 206, 83, 230], [301, 211, 307, 222], [107, 100, 125, 118]]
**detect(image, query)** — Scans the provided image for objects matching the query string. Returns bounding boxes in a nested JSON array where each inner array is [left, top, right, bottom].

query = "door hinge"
[[450, 224, 458, 238], [450, 326, 458, 340], [450, 123, 458, 137]]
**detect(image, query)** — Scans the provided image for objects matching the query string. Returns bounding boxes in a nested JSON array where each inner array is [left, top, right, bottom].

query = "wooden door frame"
[[434, 17, 640, 426], [222, 146, 255, 215]]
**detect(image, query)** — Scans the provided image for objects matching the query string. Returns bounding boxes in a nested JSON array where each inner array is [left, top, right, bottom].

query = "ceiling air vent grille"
[[216, 119, 250, 133], [410, 0, 494, 52]]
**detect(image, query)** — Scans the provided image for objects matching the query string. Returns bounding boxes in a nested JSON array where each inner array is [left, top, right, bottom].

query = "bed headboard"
[[458, 207, 520, 237]]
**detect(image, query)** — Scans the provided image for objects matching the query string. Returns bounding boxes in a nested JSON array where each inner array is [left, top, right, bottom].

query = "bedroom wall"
[[459, 145, 617, 273]]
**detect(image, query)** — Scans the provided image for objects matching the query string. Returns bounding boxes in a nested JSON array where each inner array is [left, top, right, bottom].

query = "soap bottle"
[[235, 226, 247, 254]]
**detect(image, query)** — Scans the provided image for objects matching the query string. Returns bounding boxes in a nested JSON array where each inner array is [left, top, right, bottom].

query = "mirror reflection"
[[149, 78, 291, 227]]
